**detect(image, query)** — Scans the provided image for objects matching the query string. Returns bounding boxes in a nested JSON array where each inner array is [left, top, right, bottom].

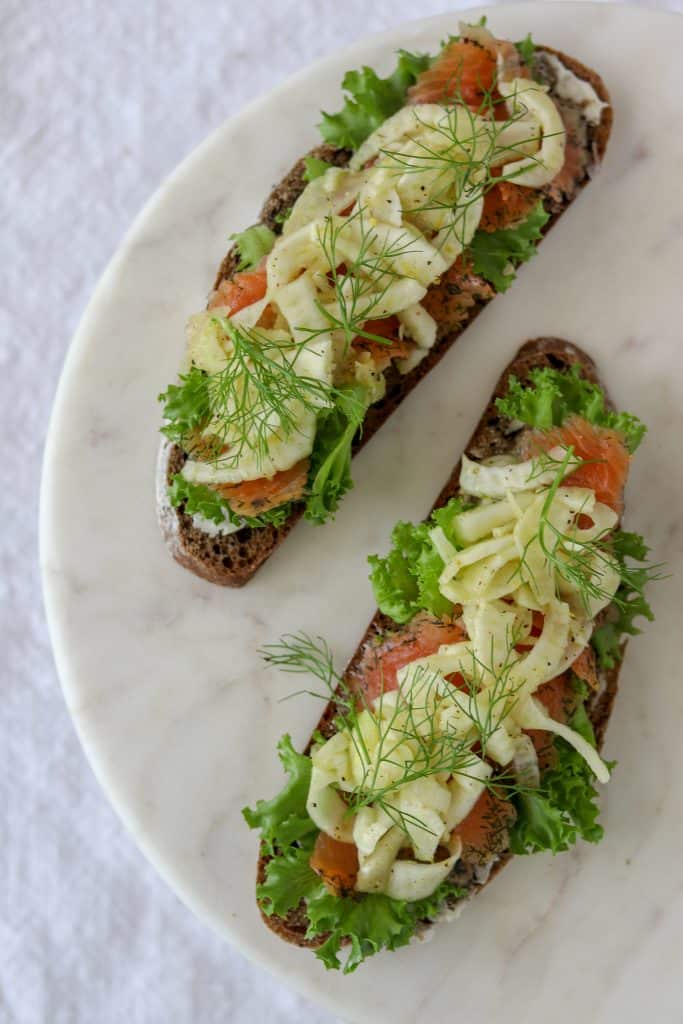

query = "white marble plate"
[[41, 5, 683, 1021]]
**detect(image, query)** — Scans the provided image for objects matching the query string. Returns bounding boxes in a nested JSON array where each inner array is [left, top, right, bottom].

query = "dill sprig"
[[262, 632, 354, 717], [343, 641, 527, 838], [517, 449, 665, 615], [161, 317, 359, 472], [378, 81, 561, 205], [300, 76, 561, 353], [536, 453, 614, 611], [372, 78, 563, 249], [163, 74, 560, 476], [443, 628, 526, 746], [299, 205, 423, 353], [261, 629, 528, 843], [207, 316, 335, 470]]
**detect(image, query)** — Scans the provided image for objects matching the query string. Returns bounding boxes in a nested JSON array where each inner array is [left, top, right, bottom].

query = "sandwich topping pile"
[[244, 364, 658, 973], [159, 22, 607, 534]]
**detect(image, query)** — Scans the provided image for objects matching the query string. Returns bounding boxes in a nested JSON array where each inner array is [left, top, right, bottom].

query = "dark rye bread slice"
[[158, 46, 613, 586], [257, 338, 622, 950]]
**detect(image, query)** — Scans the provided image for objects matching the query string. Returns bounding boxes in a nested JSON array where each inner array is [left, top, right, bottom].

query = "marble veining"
[[41, 5, 683, 1022]]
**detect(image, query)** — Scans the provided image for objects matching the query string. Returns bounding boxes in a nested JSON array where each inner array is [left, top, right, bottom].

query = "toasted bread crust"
[[158, 46, 612, 586], [256, 337, 622, 949]]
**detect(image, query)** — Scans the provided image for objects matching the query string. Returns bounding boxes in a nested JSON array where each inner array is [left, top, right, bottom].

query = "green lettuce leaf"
[[613, 532, 647, 563], [479, 365, 654, 655], [416, 543, 454, 620], [168, 473, 294, 530], [304, 386, 367, 524], [431, 499, 470, 545], [495, 363, 647, 452], [256, 837, 468, 974], [367, 521, 426, 624], [319, 49, 431, 150], [368, 498, 468, 623], [242, 735, 317, 856], [168, 474, 226, 525], [468, 201, 550, 293], [246, 731, 469, 972], [591, 530, 656, 669], [158, 367, 210, 445], [515, 33, 536, 67], [243, 502, 296, 529], [509, 686, 607, 854], [229, 224, 276, 271], [604, 411, 648, 453], [308, 875, 467, 973], [273, 207, 292, 227], [255, 839, 322, 917], [303, 156, 333, 182], [310, 889, 414, 973], [508, 788, 570, 855]]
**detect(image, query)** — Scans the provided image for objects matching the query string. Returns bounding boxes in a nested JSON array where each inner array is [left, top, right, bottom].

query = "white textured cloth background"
[[2, 1, 681, 1021]]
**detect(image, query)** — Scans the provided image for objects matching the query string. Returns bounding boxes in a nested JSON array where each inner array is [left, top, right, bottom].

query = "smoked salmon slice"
[[452, 788, 515, 862], [355, 616, 466, 704], [352, 316, 413, 366], [209, 265, 268, 315], [522, 416, 630, 515], [479, 181, 540, 232], [214, 458, 309, 517], [407, 40, 497, 111], [310, 832, 359, 897]]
